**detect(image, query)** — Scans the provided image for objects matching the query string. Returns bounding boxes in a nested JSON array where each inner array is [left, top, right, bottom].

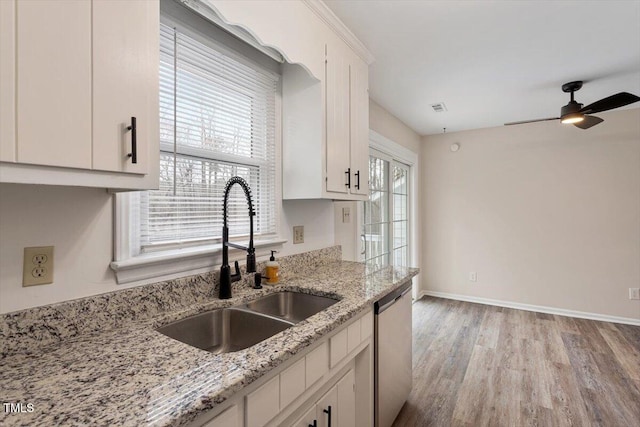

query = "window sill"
[[110, 238, 287, 285]]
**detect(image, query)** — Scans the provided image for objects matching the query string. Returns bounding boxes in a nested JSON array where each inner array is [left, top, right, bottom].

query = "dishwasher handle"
[[375, 282, 412, 314]]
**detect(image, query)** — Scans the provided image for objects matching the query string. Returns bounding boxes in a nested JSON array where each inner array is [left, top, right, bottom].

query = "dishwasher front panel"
[[375, 287, 412, 427]]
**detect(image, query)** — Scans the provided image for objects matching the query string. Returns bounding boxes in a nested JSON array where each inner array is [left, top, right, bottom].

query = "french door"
[[361, 149, 410, 271]]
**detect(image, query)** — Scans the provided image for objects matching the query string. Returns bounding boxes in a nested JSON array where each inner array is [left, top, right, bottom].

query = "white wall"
[[421, 108, 640, 320], [369, 99, 421, 153], [280, 199, 335, 256], [0, 185, 116, 313], [0, 184, 335, 313]]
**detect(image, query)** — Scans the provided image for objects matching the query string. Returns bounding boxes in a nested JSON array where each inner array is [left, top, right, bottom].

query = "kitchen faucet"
[[219, 176, 256, 299]]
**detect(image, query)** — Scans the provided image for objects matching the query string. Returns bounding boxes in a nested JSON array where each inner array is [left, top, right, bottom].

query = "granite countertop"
[[0, 250, 418, 427]]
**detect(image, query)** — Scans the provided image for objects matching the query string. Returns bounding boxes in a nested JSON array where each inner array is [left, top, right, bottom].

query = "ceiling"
[[324, 0, 640, 136]]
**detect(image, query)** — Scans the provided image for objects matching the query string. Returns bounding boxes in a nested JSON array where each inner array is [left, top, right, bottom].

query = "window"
[[143, 24, 277, 250], [361, 149, 411, 271], [112, 13, 281, 284]]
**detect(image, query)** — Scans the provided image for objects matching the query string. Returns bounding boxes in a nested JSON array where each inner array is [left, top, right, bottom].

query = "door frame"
[[358, 130, 419, 299]]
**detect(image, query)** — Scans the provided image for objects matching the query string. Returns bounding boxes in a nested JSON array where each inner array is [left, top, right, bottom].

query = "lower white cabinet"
[[202, 405, 239, 427], [246, 376, 280, 427], [191, 309, 373, 427], [294, 369, 356, 427]]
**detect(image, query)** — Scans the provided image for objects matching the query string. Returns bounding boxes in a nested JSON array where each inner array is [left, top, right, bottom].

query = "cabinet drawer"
[[246, 375, 279, 427], [347, 320, 361, 354], [280, 357, 306, 410], [330, 328, 348, 368], [306, 342, 328, 387], [360, 310, 373, 340], [203, 405, 238, 427]]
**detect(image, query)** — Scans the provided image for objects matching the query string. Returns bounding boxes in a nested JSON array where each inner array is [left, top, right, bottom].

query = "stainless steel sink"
[[156, 308, 293, 354], [242, 291, 339, 323]]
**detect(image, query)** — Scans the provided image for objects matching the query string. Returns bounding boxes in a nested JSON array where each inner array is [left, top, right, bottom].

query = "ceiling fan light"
[[561, 113, 584, 124]]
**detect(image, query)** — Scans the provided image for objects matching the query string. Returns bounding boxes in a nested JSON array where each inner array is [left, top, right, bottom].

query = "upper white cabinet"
[[0, 0, 159, 190], [325, 36, 370, 198], [207, 0, 373, 201]]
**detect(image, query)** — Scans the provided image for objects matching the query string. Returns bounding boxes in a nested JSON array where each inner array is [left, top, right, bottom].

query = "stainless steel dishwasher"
[[375, 281, 413, 427]]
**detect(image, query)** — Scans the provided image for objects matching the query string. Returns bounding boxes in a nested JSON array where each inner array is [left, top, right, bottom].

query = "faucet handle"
[[230, 260, 241, 282], [253, 273, 265, 289]]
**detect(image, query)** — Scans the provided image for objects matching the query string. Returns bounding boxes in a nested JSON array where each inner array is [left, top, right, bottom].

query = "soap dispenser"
[[266, 250, 280, 284]]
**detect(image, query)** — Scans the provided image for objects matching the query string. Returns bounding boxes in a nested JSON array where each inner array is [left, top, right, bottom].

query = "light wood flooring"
[[392, 297, 640, 427]]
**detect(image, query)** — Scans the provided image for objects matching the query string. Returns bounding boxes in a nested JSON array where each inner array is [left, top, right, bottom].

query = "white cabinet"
[[202, 405, 239, 427], [293, 369, 356, 427], [348, 57, 370, 198], [325, 38, 370, 199], [282, 37, 370, 201], [246, 375, 280, 427], [0, 0, 159, 190], [205, 0, 373, 201], [325, 39, 351, 195], [14, 0, 92, 170], [189, 309, 373, 427]]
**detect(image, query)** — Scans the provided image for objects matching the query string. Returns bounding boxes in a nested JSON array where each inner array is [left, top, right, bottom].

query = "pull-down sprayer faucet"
[[219, 176, 256, 299]]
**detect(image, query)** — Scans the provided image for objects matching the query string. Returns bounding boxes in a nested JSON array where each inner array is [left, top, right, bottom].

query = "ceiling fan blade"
[[573, 115, 604, 130], [504, 117, 559, 126], [580, 92, 640, 114]]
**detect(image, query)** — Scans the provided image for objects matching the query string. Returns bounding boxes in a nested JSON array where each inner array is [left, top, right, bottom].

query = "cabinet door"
[[325, 41, 350, 194], [92, 0, 158, 174], [336, 369, 356, 427], [349, 56, 369, 197], [16, 0, 92, 169], [316, 384, 338, 427], [202, 405, 239, 427], [0, 0, 16, 162], [294, 405, 318, 427]]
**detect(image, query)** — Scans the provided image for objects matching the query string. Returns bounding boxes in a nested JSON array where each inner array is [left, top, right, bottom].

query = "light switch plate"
[[293, 226, 304, 244], [630, 288, 640, 300], [342, 207, 351, 223], [23, 246, 54, 286]]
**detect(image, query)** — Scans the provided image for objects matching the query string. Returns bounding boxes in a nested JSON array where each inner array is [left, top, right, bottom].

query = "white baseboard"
[[418, 290, 640, 326]]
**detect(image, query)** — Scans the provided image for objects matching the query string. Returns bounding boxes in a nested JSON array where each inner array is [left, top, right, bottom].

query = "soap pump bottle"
[[266, 250, 279, 284]]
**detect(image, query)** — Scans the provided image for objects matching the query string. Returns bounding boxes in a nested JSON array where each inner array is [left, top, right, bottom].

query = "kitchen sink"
[[242, 291, 339, 323], [156, 308, 294, 354]]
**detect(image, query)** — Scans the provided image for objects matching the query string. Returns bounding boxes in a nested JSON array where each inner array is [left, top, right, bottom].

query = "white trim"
[[302, 0, 375, 65], [178, 0, 285, 63], [368, 129, 420, 299], [420, 290, 640, 326], [369, 130, 418, 166], [110, 238, 286, 284]]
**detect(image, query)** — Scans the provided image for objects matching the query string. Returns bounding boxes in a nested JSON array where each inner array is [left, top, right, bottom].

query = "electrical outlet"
[[469, 272, 477, 282], [342, 207, 351, 223], [293, 226, 304, 244], [630, 288, 640, 300], [23, 246, 54, 286]]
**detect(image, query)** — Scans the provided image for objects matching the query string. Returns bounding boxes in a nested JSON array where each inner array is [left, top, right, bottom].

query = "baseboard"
[[419, 290, 640, 326]]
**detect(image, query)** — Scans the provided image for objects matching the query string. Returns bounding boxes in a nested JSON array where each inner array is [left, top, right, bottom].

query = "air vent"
[[431, 102, 447, 112]]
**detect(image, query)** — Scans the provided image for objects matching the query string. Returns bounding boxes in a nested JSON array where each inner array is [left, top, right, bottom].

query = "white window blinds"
[[140, 24, 278, 251]]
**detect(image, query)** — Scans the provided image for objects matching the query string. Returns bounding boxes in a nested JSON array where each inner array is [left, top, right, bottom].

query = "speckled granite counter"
[[0, 247, 418, 427]]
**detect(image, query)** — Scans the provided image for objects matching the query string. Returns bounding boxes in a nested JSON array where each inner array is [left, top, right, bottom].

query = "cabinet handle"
[[126, 116, 137, 164], [308, 421, 317, 427], [345, 168, 351, 188], [323, 406, 332, 427], [355, 170, 360, 190]]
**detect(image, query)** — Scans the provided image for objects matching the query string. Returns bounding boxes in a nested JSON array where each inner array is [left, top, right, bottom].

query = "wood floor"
[[392, 297, 640, 427]]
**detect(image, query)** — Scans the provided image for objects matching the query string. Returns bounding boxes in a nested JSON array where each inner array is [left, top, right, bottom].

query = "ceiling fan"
[[505, 81, 640, 129]]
